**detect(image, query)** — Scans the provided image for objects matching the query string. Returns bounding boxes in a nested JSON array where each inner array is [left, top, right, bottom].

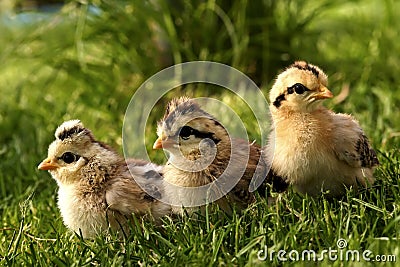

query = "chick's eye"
[[179, 126, 194, 140], [293, 83, 308, 94], [60, 152, 79, 164]]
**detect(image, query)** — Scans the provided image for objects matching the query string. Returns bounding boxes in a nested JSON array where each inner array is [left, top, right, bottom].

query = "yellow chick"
[[265, 61, 379, 197], [38, 120, 170, 238]]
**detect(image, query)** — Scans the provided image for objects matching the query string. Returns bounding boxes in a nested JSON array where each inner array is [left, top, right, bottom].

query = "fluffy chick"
[[38, 120, 170, 238], [265, 61, 379, 197], [154, 97, 269, 214]]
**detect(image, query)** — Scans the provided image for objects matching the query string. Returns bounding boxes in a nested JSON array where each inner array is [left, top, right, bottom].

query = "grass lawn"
[[1, 0, 399, 266]]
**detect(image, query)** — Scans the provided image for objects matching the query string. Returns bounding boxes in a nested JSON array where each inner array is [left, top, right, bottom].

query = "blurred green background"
[[1, 0, 399, 265]]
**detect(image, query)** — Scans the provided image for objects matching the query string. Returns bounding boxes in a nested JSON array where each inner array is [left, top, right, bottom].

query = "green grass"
[[1, 0, 400, 266]]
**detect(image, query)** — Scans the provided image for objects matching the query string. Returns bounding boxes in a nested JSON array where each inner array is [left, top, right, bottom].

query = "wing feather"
[[105, 161, 165, 216], [333, 113, 379, 168]]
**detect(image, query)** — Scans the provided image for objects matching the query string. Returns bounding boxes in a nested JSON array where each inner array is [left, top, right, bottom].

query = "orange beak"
[[153, 137, 164, 149], [153, 136, 175, 149], [38, 158, 59, 170], [313, 86, 333, 100]]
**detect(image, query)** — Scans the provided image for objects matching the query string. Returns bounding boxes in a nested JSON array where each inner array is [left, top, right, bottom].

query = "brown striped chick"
[[38, 120, 170, 238], [265, 61, 379, 197], [153, 97, 268, 215]]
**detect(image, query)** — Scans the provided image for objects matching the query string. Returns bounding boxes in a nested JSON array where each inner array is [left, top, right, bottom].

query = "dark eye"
[[179, 126, 194, 140], [287, 83, 309, 95], [293, 83, 308, 94], [60, 152, 79, 164]]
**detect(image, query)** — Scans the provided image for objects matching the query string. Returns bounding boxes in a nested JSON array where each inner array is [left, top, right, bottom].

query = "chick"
[[265, 61, 379, 197], [153, 97, 269, 214], [38, 120, 170, 238]]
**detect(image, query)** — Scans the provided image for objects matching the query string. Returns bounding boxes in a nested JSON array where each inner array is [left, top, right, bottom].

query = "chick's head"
[[154, 97, 228, 160], [270, 61, 333, 113], [38, 120, 114, 184]]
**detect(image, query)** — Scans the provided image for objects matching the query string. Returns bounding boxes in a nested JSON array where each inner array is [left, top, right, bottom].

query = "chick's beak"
[[153, 136, 175, 149], [313, 86, 333, 100], [38, 158, 59, 170], [153, 137, 164, 149]]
